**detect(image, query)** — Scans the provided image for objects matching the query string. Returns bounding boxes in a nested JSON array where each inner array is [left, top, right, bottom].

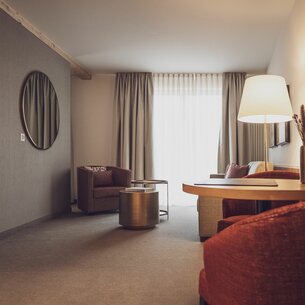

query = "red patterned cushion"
[[225, 163, 249, 178], [85, 166, 107, 172], [94, 170, 112, 187]]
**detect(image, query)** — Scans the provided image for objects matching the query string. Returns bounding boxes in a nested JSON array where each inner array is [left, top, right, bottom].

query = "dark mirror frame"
[[20, 71, 60, 150]]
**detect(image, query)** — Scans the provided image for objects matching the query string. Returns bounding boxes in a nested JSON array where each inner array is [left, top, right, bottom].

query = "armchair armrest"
[[77, 167, 94, 210], [107, 166, 131, 187], [210, 173, 225, 178], [203, 227, 257, 304]]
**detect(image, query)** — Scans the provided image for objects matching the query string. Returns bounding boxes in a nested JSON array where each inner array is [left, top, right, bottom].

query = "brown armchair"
[[217, 170, 300, 232], [199, 201, 305, 305], [77, 166, 131, 213]]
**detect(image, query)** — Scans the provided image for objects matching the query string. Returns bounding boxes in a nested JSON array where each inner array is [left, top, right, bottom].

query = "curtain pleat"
[[217, 72, 264, 172], [113, 72, 153, 180]]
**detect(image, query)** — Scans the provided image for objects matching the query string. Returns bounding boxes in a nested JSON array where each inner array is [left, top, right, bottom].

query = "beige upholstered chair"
[[77, 166, 131, 213], [197, 161, 273, 241]]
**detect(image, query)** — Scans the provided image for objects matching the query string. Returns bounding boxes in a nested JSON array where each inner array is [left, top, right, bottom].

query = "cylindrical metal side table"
[[119, 190, 159, 229], [131, 179, 169, 220]]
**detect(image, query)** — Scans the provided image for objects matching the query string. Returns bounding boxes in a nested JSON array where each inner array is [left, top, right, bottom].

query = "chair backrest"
[[222, 170, 300, 217], [205, 201, 305, 305], [246, 170, 299, 179]]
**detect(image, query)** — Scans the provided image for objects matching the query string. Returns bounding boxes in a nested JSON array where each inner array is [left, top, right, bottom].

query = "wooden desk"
[[183, 179, 305, 201]]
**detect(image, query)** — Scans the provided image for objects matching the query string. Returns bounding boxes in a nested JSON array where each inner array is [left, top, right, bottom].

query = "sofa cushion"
[[94, 170, 113, 187], [224, 163, 249, 178], [93, 186, 125, 198]]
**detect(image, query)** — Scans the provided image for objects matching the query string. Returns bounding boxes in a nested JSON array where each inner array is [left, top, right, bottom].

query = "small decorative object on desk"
[[124, 187, 153, 192], [293, 104, 305, 183]]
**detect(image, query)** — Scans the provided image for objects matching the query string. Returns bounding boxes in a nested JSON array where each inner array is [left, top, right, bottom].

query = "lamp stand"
[[263, 122, 268, 171]]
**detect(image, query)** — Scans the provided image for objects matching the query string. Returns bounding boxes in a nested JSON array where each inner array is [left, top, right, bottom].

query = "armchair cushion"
[[93, 186, 125, 199], [94, 170, 113, 187]]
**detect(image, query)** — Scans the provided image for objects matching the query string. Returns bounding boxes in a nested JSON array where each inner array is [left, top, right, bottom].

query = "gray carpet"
[[0, 204, 203, 305]]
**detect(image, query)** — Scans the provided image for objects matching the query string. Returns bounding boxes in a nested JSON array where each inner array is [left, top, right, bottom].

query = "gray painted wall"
[[0, 11, 71, 233]]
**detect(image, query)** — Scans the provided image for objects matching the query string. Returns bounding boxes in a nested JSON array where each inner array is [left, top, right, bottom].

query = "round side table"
[[119, 190, 159, 229], [131, 179, 169, 220]]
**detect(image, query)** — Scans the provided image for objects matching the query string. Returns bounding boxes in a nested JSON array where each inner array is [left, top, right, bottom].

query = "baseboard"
[[0, 209, 71, 239]]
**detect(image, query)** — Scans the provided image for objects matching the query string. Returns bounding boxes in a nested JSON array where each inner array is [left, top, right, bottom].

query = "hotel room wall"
[[0, 11, 71, 233], [71, 74, 116, 200], [268, 0, 305, 168]]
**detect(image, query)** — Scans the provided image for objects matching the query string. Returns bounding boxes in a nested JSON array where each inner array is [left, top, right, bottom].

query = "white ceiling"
[[6, 0, 295, 74]]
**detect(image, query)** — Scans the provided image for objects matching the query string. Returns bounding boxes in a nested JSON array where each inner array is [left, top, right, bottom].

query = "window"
[[152, 73, 222, 205]]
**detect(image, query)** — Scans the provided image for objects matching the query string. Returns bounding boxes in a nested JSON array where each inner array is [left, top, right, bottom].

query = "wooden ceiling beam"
[[0, 0, 92, 80]]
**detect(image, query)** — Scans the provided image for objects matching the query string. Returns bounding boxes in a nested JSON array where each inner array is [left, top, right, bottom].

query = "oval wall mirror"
[[21, 71, 60, 150]]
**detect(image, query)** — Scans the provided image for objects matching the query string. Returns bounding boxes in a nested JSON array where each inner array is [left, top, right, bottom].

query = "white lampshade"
[[238, 75, 293, 124]]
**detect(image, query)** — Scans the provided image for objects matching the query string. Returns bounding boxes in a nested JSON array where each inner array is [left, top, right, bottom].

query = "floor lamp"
[[238, 75, 293, 171]]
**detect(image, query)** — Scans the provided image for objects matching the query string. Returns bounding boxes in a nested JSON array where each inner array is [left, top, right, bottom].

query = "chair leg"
[[200, 296, 209, 305]]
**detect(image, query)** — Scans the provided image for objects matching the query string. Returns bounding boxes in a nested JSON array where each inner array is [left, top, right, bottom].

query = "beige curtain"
[[113, 73, 153, 180], [218, 72, 264, 172]]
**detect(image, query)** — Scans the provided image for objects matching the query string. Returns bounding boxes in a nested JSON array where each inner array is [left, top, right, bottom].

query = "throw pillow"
[[94, 170, 113, 187], [225, 163, 249, 178]]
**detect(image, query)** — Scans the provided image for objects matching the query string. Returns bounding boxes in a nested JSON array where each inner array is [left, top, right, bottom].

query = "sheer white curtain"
[[152, 73, 222, 206]]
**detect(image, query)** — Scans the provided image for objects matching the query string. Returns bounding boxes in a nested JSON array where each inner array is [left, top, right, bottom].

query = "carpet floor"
[[0, 204, 203, 305]]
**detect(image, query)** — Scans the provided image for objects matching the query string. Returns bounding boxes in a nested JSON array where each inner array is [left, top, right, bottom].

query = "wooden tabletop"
[[183, 179, 305, 201]]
